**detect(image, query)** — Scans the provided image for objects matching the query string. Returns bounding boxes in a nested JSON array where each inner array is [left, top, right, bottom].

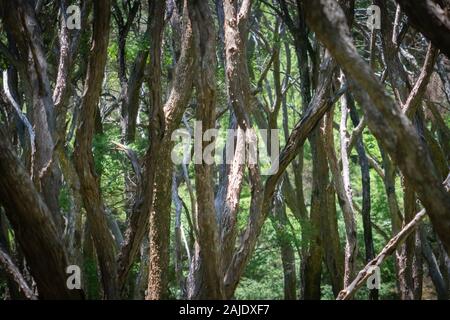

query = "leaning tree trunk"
[[304, 0, 450, 257], [2, 0, 63, 231], [0, 128, 83, 299]]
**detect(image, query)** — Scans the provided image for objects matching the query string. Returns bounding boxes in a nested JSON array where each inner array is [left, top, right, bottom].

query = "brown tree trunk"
[[420, 225, 449, 300], [0, 128, 83, 299], [117, 0, 166, 290], [303, 0, 450, 256], [2, 0, 63, 231], [323, 184, 345, 297], [73, 0, 119, 299], [324, 106, 358, 289], [301, 129, 326, 300], [146, 0, 196, 299], [348, 95, 377, 299], [187, 0, 224, 300], [272, 195, 297, 300]]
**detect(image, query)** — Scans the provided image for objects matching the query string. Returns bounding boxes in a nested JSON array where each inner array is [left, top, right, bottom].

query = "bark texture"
[[304, 0, 450, 256], [74, 0, 119, 299]]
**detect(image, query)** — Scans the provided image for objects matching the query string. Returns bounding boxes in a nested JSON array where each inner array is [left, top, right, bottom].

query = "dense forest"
[[0, 0, 449, 301]]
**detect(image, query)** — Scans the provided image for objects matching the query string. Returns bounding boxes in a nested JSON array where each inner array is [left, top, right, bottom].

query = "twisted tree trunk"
[[74, 0, 119, 299]]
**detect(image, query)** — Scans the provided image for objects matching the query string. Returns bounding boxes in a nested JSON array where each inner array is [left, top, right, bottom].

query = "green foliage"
[[93, 126, 129, 220], [1, 0, 447, 302], [83, 258, 101, 300], [58, 185, 72, 216], [236, 223, 285, 299]]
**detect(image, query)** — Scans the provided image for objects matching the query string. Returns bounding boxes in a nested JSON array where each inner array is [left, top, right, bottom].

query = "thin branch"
[[347, 116, 365, 153], [0, 246, 37, 300], [112, 141, 142, 188], [366, 154, 385, 180], [403, 44, 439, 118], [337, 209, 427, 300], [2, 70, 36, 178]]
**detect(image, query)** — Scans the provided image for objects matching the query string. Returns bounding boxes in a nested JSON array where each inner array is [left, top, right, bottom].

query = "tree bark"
[[0, 128, 83, 299], [338, 209, 427, 300], [272, 194, 297, 300], [2, 0, 63, 230], [301, 129, 326, 300], [303, 0, 450, 256], [348, 95, 377, 299], [0, 245, 36, 300], [395, 0, 450, 58], [117, 0, 165, 290], [324, 106, 358, 289], [187, 0, 225, 300], [420, 225, 449, 300], [73, 0, 119, 299], [146, 0, 196, 299]]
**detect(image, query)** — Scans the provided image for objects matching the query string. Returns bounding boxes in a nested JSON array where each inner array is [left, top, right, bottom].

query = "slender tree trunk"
[[272, 194, 297, 300], [187, 0, 224, 300], [420, 225, 449, 300], [323, 184, 345, 297], [301, 129, 326, 300], [147, 0, 196, 299], [117, 0, 166, 290], [73, 0, 119, 299], [324, 107, 358, 289], [348, 95, 377, 299]]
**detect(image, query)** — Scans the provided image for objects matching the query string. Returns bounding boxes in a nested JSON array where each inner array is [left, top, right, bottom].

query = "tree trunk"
[[272, 195, 297, 300], [0, 128, 83, 299], [187, 0, 224, 300], [73, 0, 119, 299], [303, 0, 450, 256], [301, 129, 326, 300], [146, 0, 196, 299], [324, 107, 358, 289], [2, 0, 63, 231], [349, 96, 377, 299]]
